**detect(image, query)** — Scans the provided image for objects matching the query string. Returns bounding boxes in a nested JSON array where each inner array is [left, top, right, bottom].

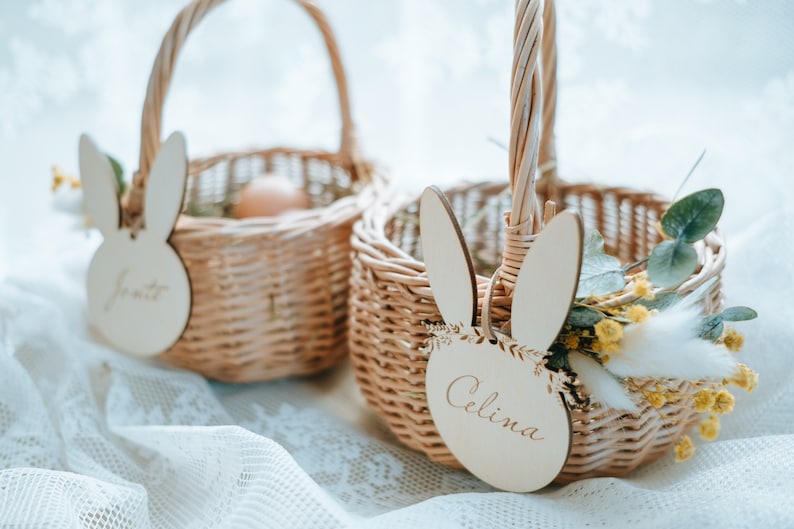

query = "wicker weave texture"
[[348, 0, 726, 481], [123, 0, 380, 382]]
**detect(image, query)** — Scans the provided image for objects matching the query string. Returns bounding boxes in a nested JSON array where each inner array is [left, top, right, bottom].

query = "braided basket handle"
[[501, 0, 557, 292], [126, 0, 359, 219], [538, 0, 557, 184]]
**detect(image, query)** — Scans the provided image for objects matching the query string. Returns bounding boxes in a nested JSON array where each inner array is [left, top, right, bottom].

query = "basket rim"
[[352, 178, 727, 301], [174, 146, 388, 239]]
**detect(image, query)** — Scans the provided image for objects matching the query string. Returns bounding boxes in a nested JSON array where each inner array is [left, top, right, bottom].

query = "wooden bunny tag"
[[80, 132, 192, 356], [420, 186, 583, 492]]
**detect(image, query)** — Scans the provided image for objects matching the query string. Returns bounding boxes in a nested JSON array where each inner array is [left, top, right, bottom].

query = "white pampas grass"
[[605, 303, 736, 380], [569, 353, 638, 411]]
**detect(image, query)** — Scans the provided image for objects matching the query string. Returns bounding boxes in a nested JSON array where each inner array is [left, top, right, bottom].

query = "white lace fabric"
[[1, 207, 792, 529], [2, 1, 794, 527]]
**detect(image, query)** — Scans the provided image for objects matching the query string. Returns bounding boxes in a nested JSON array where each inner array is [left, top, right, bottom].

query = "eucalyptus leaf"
[[636, 291, 679, 311], [583, 230, 607, 257], [647, 240, 698, 289], [699, 314, 724, 342], [577, 231, 625, 298], [721, 306, 758, 322], [105, 154, 126, 196], [545, 347, 570, 371], [661, 188, 724, 243], [567, 306, 604, 327], [577, 253, 626, 298]]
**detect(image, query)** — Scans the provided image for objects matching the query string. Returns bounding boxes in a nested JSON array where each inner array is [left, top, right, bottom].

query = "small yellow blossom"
[[594, 319, 623, 345], [625, 304, 650, 323], [645, 391, 666, 409], [601, 354, 610, 364], [693, 389, 716, 413], [601, 341, 621, 354], [52, 166, 80, 192], [699, 415, 721, 441], [711, 389, 735, 415], [632, 277, 654, 299], [728, 364, 759, 393], [722, 327, 745, 353], [564, 334, 580, 350], [674, 435, 695, 462]]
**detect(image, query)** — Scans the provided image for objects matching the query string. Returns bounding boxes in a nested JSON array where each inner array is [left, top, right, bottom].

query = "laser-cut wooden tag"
[[80, 132, 191, 356], [420, 186, 583, 492]]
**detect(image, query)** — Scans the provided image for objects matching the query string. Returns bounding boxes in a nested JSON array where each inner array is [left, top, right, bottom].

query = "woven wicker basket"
[[121, 0, 381, 383], [348, 0, 726, 483]]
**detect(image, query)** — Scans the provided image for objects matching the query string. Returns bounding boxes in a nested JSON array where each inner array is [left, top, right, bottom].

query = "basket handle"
[[126, 0, 360, 220], [501, 0, 555, 292], [538, 0, 557, 183]]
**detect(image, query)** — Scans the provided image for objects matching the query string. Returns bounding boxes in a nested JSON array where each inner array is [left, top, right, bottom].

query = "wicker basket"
[[121, 0, 382, 383], [348, 0, 726, 483]]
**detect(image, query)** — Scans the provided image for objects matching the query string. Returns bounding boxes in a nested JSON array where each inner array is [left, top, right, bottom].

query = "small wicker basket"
[[348, 0, 726, 483], [122, 0, 382, 383]]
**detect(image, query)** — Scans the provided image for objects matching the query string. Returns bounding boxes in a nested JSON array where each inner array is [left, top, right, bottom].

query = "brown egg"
[[234, 174, 311, 218]]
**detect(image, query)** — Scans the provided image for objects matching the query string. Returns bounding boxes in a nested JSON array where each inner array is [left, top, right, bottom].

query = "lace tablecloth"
[[1, 1, 793, 527]]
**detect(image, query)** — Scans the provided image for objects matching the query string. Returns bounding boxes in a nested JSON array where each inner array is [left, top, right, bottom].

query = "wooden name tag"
[[420, 186, 583, 492], [80, 132, 191, 356]]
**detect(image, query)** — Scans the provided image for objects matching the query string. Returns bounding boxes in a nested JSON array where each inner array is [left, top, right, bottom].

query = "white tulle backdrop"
[[1, 0, 793, 527]]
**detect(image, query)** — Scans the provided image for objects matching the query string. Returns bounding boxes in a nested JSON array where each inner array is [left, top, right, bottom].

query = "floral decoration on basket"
[[547, 186, 757, 464], [347, 0, 757, 492]]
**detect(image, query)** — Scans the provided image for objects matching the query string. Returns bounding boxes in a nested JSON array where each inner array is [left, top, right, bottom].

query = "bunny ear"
[[511, 210, 583, 351], [144, 131, 188, 240], [79, 134, 120, 238], [420, 186, 477, 327]]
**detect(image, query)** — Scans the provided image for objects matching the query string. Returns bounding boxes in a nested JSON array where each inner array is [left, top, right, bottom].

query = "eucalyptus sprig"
[[647, 188, 724, 288], [576, 230, 626, 298], [699, 306, 758, 341]]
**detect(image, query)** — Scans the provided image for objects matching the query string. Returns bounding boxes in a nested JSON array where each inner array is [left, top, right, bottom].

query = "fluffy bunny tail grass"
[[569, 352, 638, 412], [606, 304, 736, 381]]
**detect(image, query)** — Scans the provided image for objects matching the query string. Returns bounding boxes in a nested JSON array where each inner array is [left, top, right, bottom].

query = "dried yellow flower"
[[711, 389, 735, 415], [699, 415, 721, 441], [601, 341, 621, 354], [625, 304, 650, 323], [646, 391, 666, 409], [633, 277, 654, 299], [722, 327, 745, 353], [693, 389, 716, 413], [728, 364, 759, 393], [674, 435, 695, 462], [594, 319, 623, 345], [564, 334, 580, 350], [52, 166, 80, 192]]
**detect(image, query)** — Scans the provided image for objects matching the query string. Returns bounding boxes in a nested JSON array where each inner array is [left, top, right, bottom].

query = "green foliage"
[[721, 306, 758, 322], [636, 291, 680, 311], [576, 230, 626, 298], [105, 154, 127, 196], [647, 189, 724, 289], [661, 188, 724, 243], [647, 239, 698, 289], [545, 346, 571, 372], [566, 306, 604, 327], [699, 314, 724, 342], [698, 306, 758, 341]]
